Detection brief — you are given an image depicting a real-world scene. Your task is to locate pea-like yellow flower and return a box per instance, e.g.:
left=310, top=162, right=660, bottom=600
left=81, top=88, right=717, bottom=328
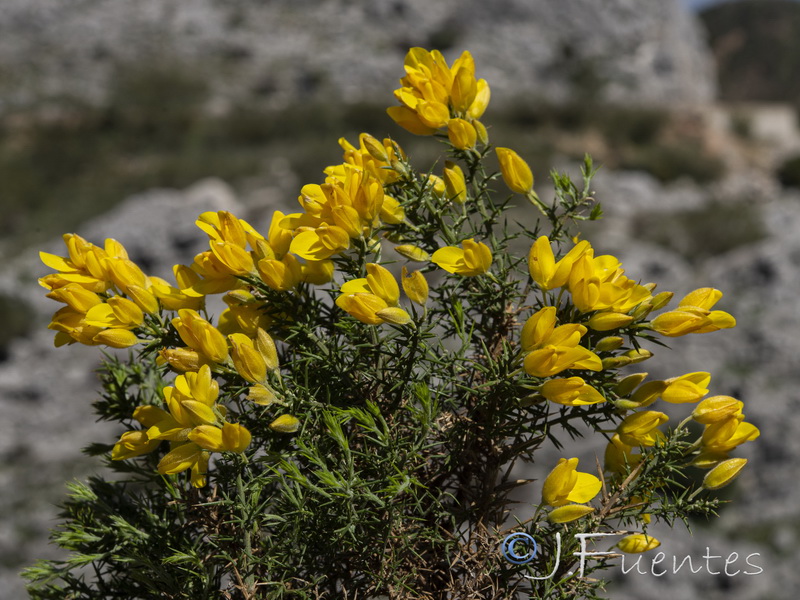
left=401, top=266, right=429, bottom=306
left=496, top=147, right=534, bottom=194
left=337, top=264, right=411, bottom=325
left=387, top=48, right=489, bottom=135
left=447, top=118, right=477, bottom=150
left=542, top=457, right=602, bottom=507
left=616, top=411, right=669, bottom=447
left=604, top=433, right=642, bottom=475
left=290, top=224, right=351, bottom=261
left=257, top=253, right=302, bottom=291
left=650, top=288, right=736, bottom=337
left=229, top=333, right=268, bottom=384
left=520, top=307, right=602, bottom=377
left=189, top=422, right=252, bottom=453
left=567, top=251, right=652, bottom=314
left=172, top=309, right=230, bottom=364
left=661, top=372, right=710, bottom=404
left=617, top=534, right=660, bottom=554
left=703, top=458, right=747, bottom=490
left=528, top=236, right=590, bottom=291
left=301, top=259, right=335, bottom=285
left=431, top=238, right=492, bottom=276
left=692, top=396, right=744, bottom=424
left=443, top=161, right=467, bottom=203
left=540, top=377, right=605, bottom=406
left=701, top=417, right=759, bottom=453
left=218, top=290, right=272, bottom=337
left=157, top=443, right=210, bottom=488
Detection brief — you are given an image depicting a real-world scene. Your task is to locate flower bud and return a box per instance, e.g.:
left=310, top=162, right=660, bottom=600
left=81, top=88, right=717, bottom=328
left=595, top=336, right=624, bottom=352
left=376, top=307, right=413, bottom=325
left=623, top=348, right=653, bottom=364
left=692, top=396, right=744, bottom=424
left=548, top=504, right=595, bottom=523
left=394, top=244, right=431, bottom=262
left=447, top=118, right=477, bottom=150
left=586, top=312, right=635, bottom=331
left=614, top=373, right=648, bottom=396
left=443, top=161, right=467, bottom=203
left=703, top=458, right=747, bottom=490
left=401, top=266, right=429, bottom=305
left=617, top=534, right=660, bottom=554
left=496, top=147, right=533, bottom=194
left=270, top=414, right=300, bottom=433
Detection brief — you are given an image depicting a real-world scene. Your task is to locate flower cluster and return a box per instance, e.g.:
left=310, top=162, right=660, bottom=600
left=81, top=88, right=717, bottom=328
left=33, top=46, right=758, bottom=596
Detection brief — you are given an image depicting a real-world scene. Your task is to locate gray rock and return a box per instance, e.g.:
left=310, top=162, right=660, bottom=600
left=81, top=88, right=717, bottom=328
left=0, top=0, right=714, bottom=114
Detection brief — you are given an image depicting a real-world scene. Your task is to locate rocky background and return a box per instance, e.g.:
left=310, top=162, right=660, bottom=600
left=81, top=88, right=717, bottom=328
left=2, top=0, right=799, bottom=598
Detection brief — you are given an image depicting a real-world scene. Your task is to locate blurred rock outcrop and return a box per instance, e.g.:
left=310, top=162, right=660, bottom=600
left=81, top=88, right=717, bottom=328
left=0, top=0, right=713, bottom=113
left=0, top=179, right=243, bottom=599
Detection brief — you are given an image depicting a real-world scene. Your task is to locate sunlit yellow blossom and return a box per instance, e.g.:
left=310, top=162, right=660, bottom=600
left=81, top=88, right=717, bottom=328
left=189, top=422, right=252, bottom=453
left=39, top=233, right=112, bottom=293
left=617, top=411, right=669, bottom=447
left=540, top=377, right=605, bottom=406
left=387, top=48, right=489, bottom=135
left=661, top=372, right=710, bottom=404
left=337, top=266, right=411, bottom=325
left=520, top=307, right=602, bottom=377
left=604, top=433, right=642, bottom=475
left=172, top=309, right=229, bottom=364
left=542, top=457, right=602, bottom=507
left=432, top=238, right=492, bottom=276
left=290, top=224, right=351, bottom=261
left=692, top=396, right=744, bottom=424
left=650, top=287, right=736, bottom=337
left=157, top=443, right=210, bottom=487
left=301, top=259, right=335, bottom=285
left=92, top=328, right=141, bottom=349
left=443, top=161, right=467, bottom=203
left=617, top=534, right=660, bottom=554
left=496, top=147, right=534, bottom=194
left=401, top=266, right=429, bottom=305
left=528, top=236, right=590, bottom=291
left=229, top=333, right=268, bottom=384
left=218, top=290, right=272, bottom=336
left=257, top=253, right=302, bottom=291
left=447, top=118, right=477, bottom=150
left=567, top=251, right=652, bottom=314
left=701, top=417, right=759, bottom=453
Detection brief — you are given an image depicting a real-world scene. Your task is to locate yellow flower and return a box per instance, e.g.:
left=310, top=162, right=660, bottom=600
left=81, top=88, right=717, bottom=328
left=387, top=48, right=489, bottom=135
left=336, top=266, right=412, bottom=326
left=496, top=147, right=534, bottom=194
left=229, top=333, right=268, bottom=384
left=661, top=372, right=711, bottom=404
left=617, top=534, right=660, bottom=554
left=701, top=417, right=759, bottom=453
left=567, top=251, right=652, bottom=314
left=189, top=422, right=252, bottom=453
left=257, top=253, right=302, bottom=291
left=401, top=266, right=429, bottom=305
left=540, top=377, right=605, bottom=406
left=692, top=396, right=744, bottom=424
left=604, top=433, right=641, bottom=475
left=157, top=443, right=210, bottom=488
left=297, top=260, right=334, bottom=285
left=270, top=414, right=300, bottom=433
left=447, top=118, right=477, bottom=150
left=394, top=244, right=431, bottom=262
left=548, top=504, right=595, bottom=523
left=111, top=430, right=159, bottom=460
left=443, top=161, right=467, bottom=203
left=172, top=309, right=229, bottom=364
left=703, top=458, right=747, bottom=490
left=528, top=236, right=590, bottom=291
left=616, top=411, right=669, bottom=447
left=542, top=457, right=602, bottom=507
left=520, top=307, right=602, bottom=377
left=650, top=287, right=736, bottom=337
left=431, top=238, right=492, bottom=276
left=290, top=224, right=351, bottom=261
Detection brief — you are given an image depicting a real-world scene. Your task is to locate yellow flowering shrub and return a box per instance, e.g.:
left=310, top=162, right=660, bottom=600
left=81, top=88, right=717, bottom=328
left=26, top=48, right=756, bottom=599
